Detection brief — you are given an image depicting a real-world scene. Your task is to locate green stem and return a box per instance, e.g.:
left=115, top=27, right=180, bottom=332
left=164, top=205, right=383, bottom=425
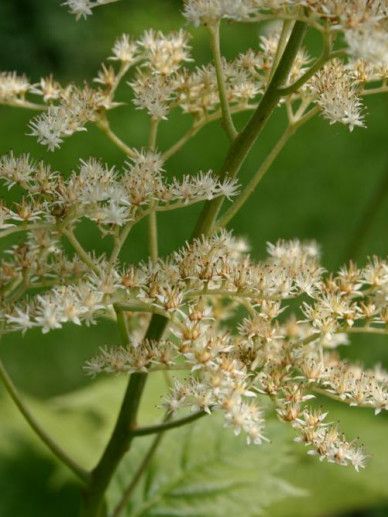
left=132, top=410, right=207, bottom=437
left=62, top=229, right=100, bottom=275
left=112, top=412, right=172, bottom=517
left=148, top=212, right=158, bottom=263
left=148, top=117, right=160, bottom=263
left=0, top=222, right=52, bottom=240
left=81, top=312, right=167, bottom=516
left=347, top=326, right=388, bottom=336
left=209, top=22, right=237, bottom=140
left=193, top=20, right=308, bottom=238
left=216, top=106, right=319, bottom=229
left=217, top=126, right=294, bottom=229
left=161, top=105, right=257, bottom=163
left=362, top=85, right=388, bottom=96
left=96, top=114, right=136, bottom=158
left=3, top=99, right=47, bottom=110
left=269, top=20, right=293, bottom=82
left=279, top=49, right=346, bottom=97
left=162, top=120, right=204, bottom=162
left=0, top=358, right=88, bottom=482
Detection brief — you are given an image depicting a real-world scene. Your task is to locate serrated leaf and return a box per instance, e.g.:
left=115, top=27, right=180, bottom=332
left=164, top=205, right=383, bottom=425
left=109, top=414, right=305, bottom=517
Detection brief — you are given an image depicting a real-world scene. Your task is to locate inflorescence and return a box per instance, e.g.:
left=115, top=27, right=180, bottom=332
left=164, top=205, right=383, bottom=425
left=0, top=0, right=387, bottom=472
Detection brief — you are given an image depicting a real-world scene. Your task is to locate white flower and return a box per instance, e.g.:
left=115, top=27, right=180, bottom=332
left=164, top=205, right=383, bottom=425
left=6, top=308, right=34, bottom=332
left=29, top=106, right=70, bottom=151
left=110, top=34, right=138, bottom=64
left=130, top=73, right=175, bottom=120
left=95, top=201, right=131, bottom=226
left=0, top=72, right=31, bottom=102
left=346, top=27, right=388, bottom=68
left=139, top=29, right=192, bottom=75
left=63, top=0, right=93, bottom=20
left=35, top=299, right=63, bottom=333
left=183, top=0, right=261, bottom=26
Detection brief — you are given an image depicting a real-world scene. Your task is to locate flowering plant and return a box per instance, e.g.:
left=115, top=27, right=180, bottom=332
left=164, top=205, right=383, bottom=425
left=0, top=1, right=388, bottom=515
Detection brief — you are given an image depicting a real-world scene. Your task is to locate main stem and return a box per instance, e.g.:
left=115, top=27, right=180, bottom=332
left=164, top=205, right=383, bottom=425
left=81, top=312, right=167, bottom=516
left=193, top=20, right=307, bottom=237
left=216, top=106, right=320, bottom=229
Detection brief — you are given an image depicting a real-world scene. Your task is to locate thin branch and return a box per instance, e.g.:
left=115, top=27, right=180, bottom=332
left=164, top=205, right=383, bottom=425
left=162, top=122, right=204, bottom=162
left=162, top=105, right=257, bottom=162
left=147, top=203, right=158, bottom=263
left=246, top=13, right=325, bottom=33
left=209, top=22, right=237, bottom=140
left=362, top=85, right=388, bottom=96
left=96, top=114, right=136, bottom=158
left=0, top=358, right=88, bottom=482
left=279, top=44, right=346, bottom=97
left=109, top=60, right=138, bottom=98
left=0, top=222, right=53, bottom=240
left=132, top=410, right=207, bottom=437
left=215, top=106, right=319, bottom=229
left=106, top=411, right=206, bottom=516
left=114, top=302, right=168, bottom=319
left=313, top=386, right=377, bottom=410
left=193, top=21, right=308, bottom=238
left=147, top=117, right=160, bottom=263
left=81, top=311, right=168, bottom=516
left=216, top=127, right=293, bottom=229
left=347, top=326, right=388, bottom=336
left=112, top=412, right=173, bottom=517
left=62, top=229, right=100, bottom=275
left=269, top=20, right=294, bottom=82
left=1, top=99, right=47, bottom=110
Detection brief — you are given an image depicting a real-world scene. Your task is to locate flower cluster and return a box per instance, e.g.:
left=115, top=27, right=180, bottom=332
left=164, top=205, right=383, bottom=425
left=1, top=0, right=387, bottom=479
left=2, top=3, right=387, bottom=149
left=182, top=0, right=388, bottom=27
left=0, top=72, right=31, bottom=104
left=63, top=0, right=119, bottom=20
left=308, top=60, right=365, bottom=131
left=0, top=151, right=238, bottom=234
left=183, top=0, right=263, bottom=26
left=29, top=85, right=112, bottom=151
left=74, top=235, right=388, bottom=468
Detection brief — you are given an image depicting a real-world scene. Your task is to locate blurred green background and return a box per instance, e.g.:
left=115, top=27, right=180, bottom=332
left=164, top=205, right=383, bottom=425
left=0, top=1, right=387, bottom=515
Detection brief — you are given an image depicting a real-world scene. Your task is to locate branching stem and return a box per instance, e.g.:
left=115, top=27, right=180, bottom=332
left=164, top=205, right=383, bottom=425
left=193, top=21, right=308, bottom=237
left=216, top=106, right=319, bottom=229
left=147, top=117, right=160, bottom=262
left=132, top=410, right=207, bottom=437
left=111, top=412, right=173, bottom=517
left=97, top=114, right=136, bottom=158
left=81, top=311, right=168, bottom=516
left=62, top=228, right=100, bottom=275
left=209, top=22, right=237, bottom=140
left=80, top=19, right=316, bottom=517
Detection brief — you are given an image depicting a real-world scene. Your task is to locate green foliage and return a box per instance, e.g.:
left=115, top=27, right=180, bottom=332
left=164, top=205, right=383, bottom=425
left=109, top=415, right=303, bottom=516
left=1, top=373, right=388, bottom=515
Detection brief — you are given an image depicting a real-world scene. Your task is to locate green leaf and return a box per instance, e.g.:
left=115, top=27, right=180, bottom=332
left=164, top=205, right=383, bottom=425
left=2, top=372, right=388, bottom=516
left=109, top=414, right=304, bottom=517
